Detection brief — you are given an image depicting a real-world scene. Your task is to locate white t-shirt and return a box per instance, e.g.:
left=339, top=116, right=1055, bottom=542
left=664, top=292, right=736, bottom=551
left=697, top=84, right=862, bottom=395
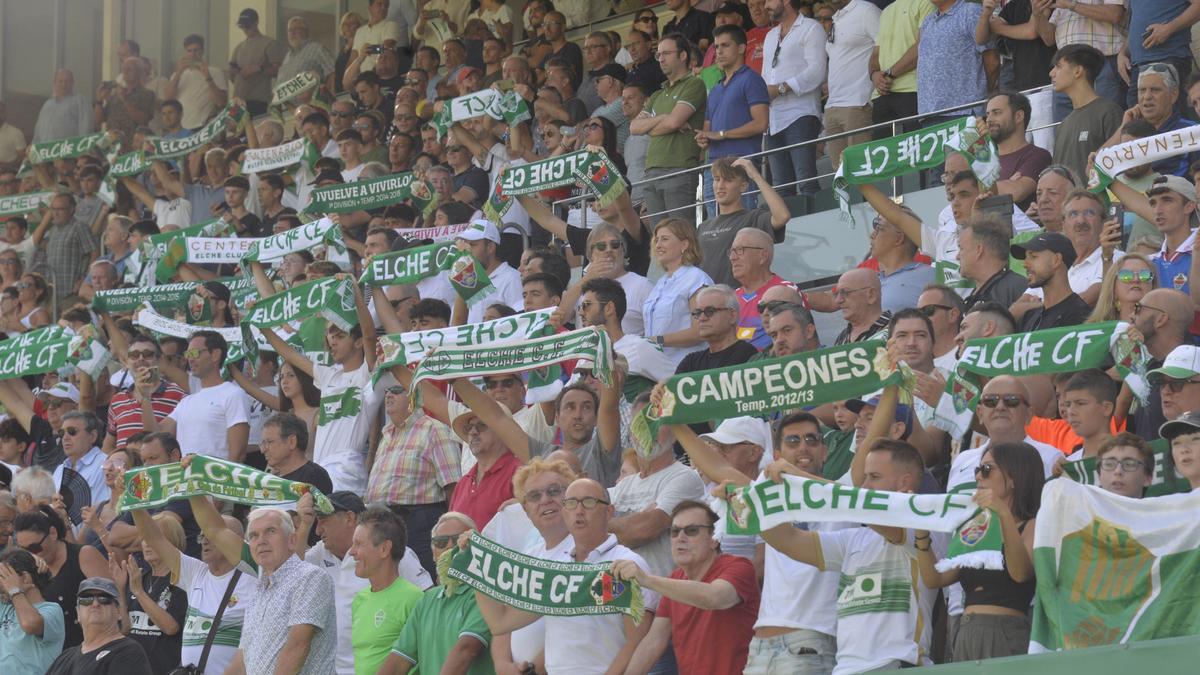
left=825, top=0, right=881, bottom=107
left=177, top=553, right=258, bottom=675
left=416, top=273, right=457, bottom=308
left=176, top=67, right=228, bottom=130
left=0, top=238, right=37, bottom=269
left=466, top=261, right=524, bottom=324
left=341, top=163, right=366, bottom=183
left=507, top=533, right=574, bottom=665
left=312, top=360, right=377, bottom=493
left=168, top=382, right=251, bottom=459
left=923, top=203, right=1041, bottom=263
left=756, top=521, right=842, bottom=634
left=608, top=462, right=706, bottom=576
left=613, top=333, right=678, bottom=387
left=153, top=197, right=193, bottom=230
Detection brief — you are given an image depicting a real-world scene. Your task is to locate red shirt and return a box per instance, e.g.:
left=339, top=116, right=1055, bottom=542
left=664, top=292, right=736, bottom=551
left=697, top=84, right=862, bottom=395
left=448, top=450, right=520, bottom=529
left=745, top=26, right=772, bottom=74
left=736, top=274, right=797, bottom=349
left=658, top=554, right=760, bottom=674
left=106, top=382, right=187, bottom=449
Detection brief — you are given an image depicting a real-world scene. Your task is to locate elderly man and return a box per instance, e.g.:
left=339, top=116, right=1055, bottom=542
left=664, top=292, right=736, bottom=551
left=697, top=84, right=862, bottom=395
left=164, top=35, right=227, bottom=132
left=33, top=69, right=92, bottom=142
left=78, top=259, right=118, bottom=303
left=278, top=16, right=336, bottom=86
left=153, top=146, right=229, bottom=224
left=1113, top=63, right=1199, bottom=177
left=52, top=411, right=108, bottom=509
left=475, top=478, right=660, bottom=675
left=94, top=57, right=154, bottom=147
left=30, top=192, right=97, bottom=304
left=678, top=285, right=760, bottom=376
left=1028, top=164, right=1078, bottom=234
left=229, top=508, right=336, bottom=674
left=45, top=578, right=151, bottom=674
left=730, top=228, right=795, bottom=350
left=830, top=268, right=889, bottom=344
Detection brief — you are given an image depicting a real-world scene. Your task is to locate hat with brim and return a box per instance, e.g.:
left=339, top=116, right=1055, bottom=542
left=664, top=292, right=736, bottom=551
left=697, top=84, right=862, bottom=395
left=36, top=382, right=80, bottom=404
left=701, top=416, right=772, bottom=451
left=451, top=401, right=515, bottom=443
left=78, top=577, right=120, bottom=599
left=1147, top=345, right=1200, bottom=385
left=1160, top=410, right=1200, bottom=441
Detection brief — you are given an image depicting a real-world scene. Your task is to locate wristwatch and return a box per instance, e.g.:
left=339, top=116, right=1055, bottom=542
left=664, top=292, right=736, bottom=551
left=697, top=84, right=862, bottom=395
left=719, top=130, right=726, bottom=139
left=884, top=68, right=894, bottom=78
left=7, top=587, right=22, bottom=596
left=777, top=83, right=788, bottom=96
left=654, top=335, right=666, bottom=346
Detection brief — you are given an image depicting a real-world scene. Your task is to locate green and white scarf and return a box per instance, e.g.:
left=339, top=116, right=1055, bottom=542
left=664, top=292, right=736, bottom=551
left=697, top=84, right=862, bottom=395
left=241, top=276, right=358, bottom=335
left=107, top=150, right=151, bottom=178
left=240, top=216, right=346, bottom=274
left=149, top=102, right=248, bottom=159
left=0, top=328, right=106, bottom=380
left=377, top=308, right=555, bottom=367
left=146, top=218, right=235, bottom=283
left=18, top=131, right=113, bottom=173
left=359, top=240, right=496, bottom=306
left=0, top=191, right=55, bottom=217
left=271, top=71, right=320, bottom=107
left=119, top=455, right=333, bottom=514
left=432, top=89, right=532, bottom=138
left=485, top=149, right=625, bottom=222
left=398, top=222, right=470, bottom=242
left=722, top=475, right=977, bottom=536
left=833, top=116, right=1000, bottom=223
left=183, top=236, right=259, bottom=264
left=937, top=508, right=1004, bottom=572
left=931, top=322, right=1150, bottom=439
left=1060, top=439, right=1191, bottom=497
left=241, top=137, right=320, bottom=174
left=933, top=260, right=975, bottom=290
left=304, top=173, right=416, bottom=214
left=446, top=532, right=645, bottom=624
left=408, top=326, right=612, bottom=401
left=135, top=306, right=245, bottom=344
left=1088, top=124, right=1200, bottom=191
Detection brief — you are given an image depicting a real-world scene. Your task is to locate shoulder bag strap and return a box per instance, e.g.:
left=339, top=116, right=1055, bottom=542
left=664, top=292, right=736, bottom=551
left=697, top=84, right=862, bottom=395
left=196, top=569, right=243, bottom=674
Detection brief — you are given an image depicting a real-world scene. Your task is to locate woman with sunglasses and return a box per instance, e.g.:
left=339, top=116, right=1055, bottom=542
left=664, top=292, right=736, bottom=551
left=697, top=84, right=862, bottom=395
left=1087, top=252, right=1158, bottom=324
left=634, top=11, right=661, bottom=41
left=552, top=117, right=628, bottom=176
left=0, top=547, right=64, bottom=673
left=14, top=272, right=50, bottom=332
left=13, top=507, right=108, bottom=650
left=230, top=360, right=320, bottom=458
left=914, top=442, right=1044, bottom=660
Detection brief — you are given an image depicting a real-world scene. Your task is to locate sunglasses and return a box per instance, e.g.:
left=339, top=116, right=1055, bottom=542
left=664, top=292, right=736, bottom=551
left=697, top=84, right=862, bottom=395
left=464, top=420, right=489, bottom=434
left=975, top=462, right=997, bottom=479
left=523, top=485, right=565, bottom=503
left=1117, top=269, right=1154, bottom=284
left=562, top=497, right=609, bottom=510
left=591, top=239, right=623, bottom=252
left=783, top=433, right=822, bottom=447
left=430, top=535, right=455, bottom=548
left=979, top=394, right=1026, bottom=409
left=1158, top=377, right=1200, bottom=393
left=1133, top=302, right=1167, bottom=317
left=690, top=306, right=731, bottom=319
left=484, top=378, right=520, bottom=390
left=757, top=299, right=792, bottom=314
left=669, top=524, right=714, bottom=538
left=386, top=385, right=407, bottom=395
left=77, top=595, right=117, bottom=606
left=63, top=426, right=87, bottom=436
left=127, top=349, right=158, bottom=360
left=1099, top=457, right=1146, bottom=472
left=919, top=304, right=953, bottom=317
left=183, top=347, right=211, bottom=359
left=579, top=300, right=606, bottom=313
left=21, top=532, right=49, bottom=555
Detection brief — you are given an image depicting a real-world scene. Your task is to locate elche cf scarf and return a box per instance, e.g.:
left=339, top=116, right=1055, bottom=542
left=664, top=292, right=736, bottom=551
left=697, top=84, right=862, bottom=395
left=931, top=322, right=1150, bottom=439
left=0, top=325, right=110, bottom=380
left=376, top=308, right=555, bottom=367
left=0, top=191, right=55, bottom=217
left=833, top=117, right=1001, bottom=224
left=148, top=102, right=248, bottom=159
left=119, top=455, right=333, bottom=514
left=240, top=216, right=347, bottom=274
left=484, top=149, right=625, bottom=223
left=432, top=89, right=532, bottom=138
left=1029, top=479, right=1200, bottom=652
left=359, top=240, right=495, bottom=307
left=445, top=532, right=645, bottom=624
left=241, top=276, right=358, bottom=335
left=18, top=131, right=114, bottom=174
left=271, top=71, right=320, bottom=106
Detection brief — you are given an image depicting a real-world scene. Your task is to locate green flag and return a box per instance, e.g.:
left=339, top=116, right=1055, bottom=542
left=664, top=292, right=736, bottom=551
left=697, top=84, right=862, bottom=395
left=18, top=131, right=113, bottom=174
left=119, top=455, right=333, bottom=514
left=304, top=173, right=418, bottom=214
left=485, top=149, right=625, bottom=222
left=148, top=218, right=235, bottom=282
left=359, top=239, right=495, bottom=306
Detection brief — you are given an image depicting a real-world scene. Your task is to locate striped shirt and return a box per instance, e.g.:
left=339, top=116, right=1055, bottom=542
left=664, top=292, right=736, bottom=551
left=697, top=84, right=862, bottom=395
left=1050, top=1, right=1128, bottom=58
left=106, top=382, right=187, bottom=449
left=365, top=411, right=461, bottom=506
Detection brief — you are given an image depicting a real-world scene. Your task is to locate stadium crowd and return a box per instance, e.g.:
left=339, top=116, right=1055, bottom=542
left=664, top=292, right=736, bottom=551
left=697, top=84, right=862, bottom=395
left=0, top=0, right=1199, bottom=673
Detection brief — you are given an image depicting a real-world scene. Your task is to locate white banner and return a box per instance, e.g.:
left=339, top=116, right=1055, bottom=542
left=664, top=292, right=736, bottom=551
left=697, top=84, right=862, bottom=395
left=134, top=306, right=245, bottom=344
left=242, top=138, right=310, bottom=174
left=185, top=237, right=259, bottom=264
left=397, top=222, right=471, bottom=242
left=379, top=308, right=555, bottom=366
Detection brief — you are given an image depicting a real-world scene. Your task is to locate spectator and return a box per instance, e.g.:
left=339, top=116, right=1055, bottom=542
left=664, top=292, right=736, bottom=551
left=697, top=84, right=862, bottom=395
left=665, top=0, right=717, bottom=52
left=697, top=158, right=788, bottom=286
left=1029, top=164, right=1079, bottom=234
left=111, top=512, right=188, bottom=673
left=33, top=69, right=93, bottom=143
left=95, top=57, right=155, bottom=148
left=987, top=91, right=1053, bottom=211
left=1122, top=0, right=1200, bottom=109
left=832, top=267, right=890, bottom=344
left=1024, top=190, right=1119, bottom=307
left=761, top=0, right=826, bottom=197
left=153, top=147, right=230, bottom=225
left=452, top=220, right=524, bottom=325
left=593, top=64, right=631, bottom=149
left=870, top=0, right=934, bottom=135
left=728, top=228, right=794, bottom=349
left=44, top=578, right=151, bottom=675
left=577, top=277, right=675, bottom=397
left=1087, top=251, right=1159, bottom=324
left=580, top=32, right=617, bottom=114
left=644, top=218, right=712, bottom=366
left=980, top=0, right=1056, bottom=93
left=1110, top=175, right=1197, bottom=293
left=917, top=0, right=996, bottom=126
left=626, top=29, right=666, bottom=93
left=958, top=216, right=1030, bottom=311
left=917, top=284, right=967, bottom=371
left=543, top=58, right=589, bottom=124
left=824, top=0, right=881, bottom=168
left=1036, top=0, right=1129, bottom=120
left=0, top=548, right=65, bottom=673
left=52, top=411, right=109, bottom=508
left=348, top=505, right=425, bottom=675
left=164, top=35, right=228, bottom=133
left=1013, top=232, right=1093, bottom=330
left=541, top=11, right=584, bottom=80
left=676, top=285, right=760, bottom=411
left=0, top=379, right=68, bottom=471
left=767, top=302, right=821, bottom=356
left=621, top=83, right=651, bottom=200
left=229, top=9, right=286, bottom=116
left=412, top=0, right=468, bottom=54
left=1122, top=63, right=1199, bottom=177
left=279, top=17, right=336, bottom=86
left=1050, top=45, right=1125, bottom=182
left=1093, top=432, right=1156, bottom=498
left=31, top=193, right=97, bottom=306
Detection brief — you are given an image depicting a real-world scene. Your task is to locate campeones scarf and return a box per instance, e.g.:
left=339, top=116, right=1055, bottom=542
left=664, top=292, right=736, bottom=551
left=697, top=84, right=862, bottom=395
left=149, top=102, right=248, bottom=159
left=833, top=117, right=1000, bottom=223
left=0, top=191, right=55, bottom=217
left=931, top=322, right=1150, bottom=439
left=241, top=137, right=319, bottom=174
left=119, top=455, right=333, bottom=514
left=484, top=149, right=625, bottom=223
left=1088, top=124, right=1200, bottom=192
left=359, top=240, right=495, bottom=306
left=723, top=475, right=977, bottom=536
left=446, top=532, right=645, bottom=624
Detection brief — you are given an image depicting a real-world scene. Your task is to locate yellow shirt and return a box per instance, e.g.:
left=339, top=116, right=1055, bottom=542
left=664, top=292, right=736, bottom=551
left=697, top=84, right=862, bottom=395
left=873, top=0, right=936, bottom=98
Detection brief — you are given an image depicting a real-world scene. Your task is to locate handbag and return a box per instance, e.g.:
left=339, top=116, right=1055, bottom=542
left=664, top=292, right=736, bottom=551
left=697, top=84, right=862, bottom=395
left=168, top=569, right=243, bottom=675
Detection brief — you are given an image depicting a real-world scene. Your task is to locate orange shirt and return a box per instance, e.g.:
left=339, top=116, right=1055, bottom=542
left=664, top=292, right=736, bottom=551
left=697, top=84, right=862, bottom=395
left=1026, top=416, right=1127, bottom=454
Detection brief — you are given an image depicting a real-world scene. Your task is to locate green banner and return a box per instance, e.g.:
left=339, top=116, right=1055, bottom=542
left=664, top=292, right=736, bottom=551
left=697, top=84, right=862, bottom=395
left=304, top=173, right=413, bottom=214
left=148, top=102, right=247, bottom=159
left=0, top=326, right=103, bottom=380
left=446, top=532, right=644, bottom=623
left=19, top=131, right=112, bottom=172
left=119, top=455, right=332, bottom=514
left=0, top=191, right=56, bottom=217
left=240, top=216, right=345, bottom=274
left=142, top=218, right=234, bottom=283
left=241, top=276, right=357, bottom=334
left=359, top=239, right=495, bottom=306
left=271, top=71, right=320, bottom=106
left=485, top=149, right=625, bottom=222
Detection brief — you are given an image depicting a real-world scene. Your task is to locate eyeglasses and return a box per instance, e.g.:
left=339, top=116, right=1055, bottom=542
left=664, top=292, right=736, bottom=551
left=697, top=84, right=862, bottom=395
left=635, top=15, right=657, bottom=23
left=783, top=433, right=822, bottom=447
left=331, top=111, right=355, bottom=118
left=1158, top=377, right=1200, bottom=393
left=826, top=22, right=836, bottom=44
left=1117, top=269, right=1155, bottom=284
left=77, top=595, right=117, bottom=607
left=352, top=123, right=371, bottom=130
left=591, top=239, right=622, bottom=252
left=979, top=394, right=1027, bottom=409
left=430, top=535, right=455, bottom=548
left=63, top=426, right=86, bottom=436
left=690, top=306, right=732, bottom=319
left=183, top=347, right=211, bottom=359
left=975, top=462, right=997, bottom=479
left=45, top=400, right=70, bottom=410
left=21, top=532, right=49, bottom=555
left=14, top=282, right=29, bottom=289
left=103, top=459, right=127, bottom=471
left=584, top=44, right=606, bottom=51
left=484, top=378, right=520, bottom=390
left=728, top=245, right=764, bottom=258
left=669, top=524, right=714, bottom=538
left=562, top=497, right=609, bottom=510
left=1099, top=457, right=1147, bottom=472
left=523, top=485, right=565, bottom=503
left=832, top=287, right=868, bottom=298
left=1133, top=302, right=1167, bottom=317
left=0, top=259, right=17, bottom=266
left=919, top=304, right=953, bottom=317
left=464, top=420, right=489, bottom=434
left=127, top=349, right=158, bottom=360
left=579, top=300, right=606, bottom=313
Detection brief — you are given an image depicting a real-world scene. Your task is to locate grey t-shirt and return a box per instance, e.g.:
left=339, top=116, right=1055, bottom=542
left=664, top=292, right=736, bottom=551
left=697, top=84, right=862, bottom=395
left=697, top=207, right=778, bottom=287
left=530, top=435, right=622, bottom=488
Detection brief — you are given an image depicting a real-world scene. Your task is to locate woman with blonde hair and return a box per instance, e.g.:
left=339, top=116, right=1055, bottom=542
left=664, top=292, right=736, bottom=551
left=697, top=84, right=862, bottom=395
left=644, top=218, right=711, bottom=366
left=112, top=511, right=188, bottom=673
left=1087, top=252, right=1158, bottom=324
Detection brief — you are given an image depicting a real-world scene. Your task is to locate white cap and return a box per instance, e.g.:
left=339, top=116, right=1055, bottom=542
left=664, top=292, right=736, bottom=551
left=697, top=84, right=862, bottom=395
left=36, top=382, right=81, bottom=404
left=1148, top=345, right=1200, bottom=382
left=703, top=416, right=773, bottom=452
left=457, top=219, right=501, bottom=244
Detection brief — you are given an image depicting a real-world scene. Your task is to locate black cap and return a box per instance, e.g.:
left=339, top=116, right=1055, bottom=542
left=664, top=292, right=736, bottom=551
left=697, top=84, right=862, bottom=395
left=310, top=170, right=344, bottom=186
left=237, top=8, right=259, bottom=27
left=591, top=63, right=628, bottom=83
left=1160, top=410, right=1200, bottom=441
left=1011, top=231, right=1077, bottom=268
left=715, top=2, right=752, bottom=24
left=327, top=491, right=365, bottom=514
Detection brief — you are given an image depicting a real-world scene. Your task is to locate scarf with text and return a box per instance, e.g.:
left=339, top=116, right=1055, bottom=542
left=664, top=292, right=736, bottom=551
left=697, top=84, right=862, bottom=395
left=146, top=218, right=235, bottom=283
left=241, top=137, right=320, bottom=174
left=432, top=89, right=532, bottom=138
left=931, top=322, right=1150, bottom=439
left=0, top=191, right=55, bottom=217
left=241, top=276, right=358, bottom=337
left=484, top=149, right=625, bottom=223
left=148, top=102, right=248, bottom=159
left=18, top=131, right=113, bottom=174
left=271, top=71, right=321, bottom=107
left=91, top=277, right=253, bottom=317
left=240, top=216, right=346, bottom=274
left=1088, top=124, right=1200, bottom=192
left=304, top=172, right=420, bottom=214
left=397, top=222, right=471, bottom=242
left=119, top=455, right=333, bottom=514
left=134, top=306, right=245, bottom=344
left=359, top=240, right=495, bottom=306
left=0, top=326, right=109, bottom=379
left=107, top=150, right=151, bottom=178
left=377, top=308, right=555, bottom=367
left=834, top=117, right=1000, bottom=223
left=445, top=532, right=644, bottom=624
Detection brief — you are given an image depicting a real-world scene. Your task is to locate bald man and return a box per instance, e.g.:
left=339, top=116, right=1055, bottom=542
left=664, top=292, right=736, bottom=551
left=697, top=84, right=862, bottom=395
left=731, top=228, right=795, bottom=349
left=831, top=268, right=887, bottom=345
left=1130, top=288, right=1194, bottom=441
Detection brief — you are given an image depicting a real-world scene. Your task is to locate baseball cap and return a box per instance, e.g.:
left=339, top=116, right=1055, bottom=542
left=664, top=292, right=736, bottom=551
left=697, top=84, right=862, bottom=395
left=78, top=577, right=120, bottom=599
left=1011, top=231, right=1077, bottom=268
left=702, top=417, right=772, bottom=452
left=457, top=66, right=482, bottom=83
left=326, top=491, right=365, bottom=514
left=1159, top=410, right=1200, bottom=441
left=1147, top=345, right=1200, bottom=384
left=844, top=395, right=914, bottom=439
left=37, top=382, right=80, bottom=404
left=591, top=63, right=628, bottom=83
left=236, top=8, right=259, bottom=27
left=457, top=219, right=501, bottom=244
left=1146, top=174, right=1196, bottom=202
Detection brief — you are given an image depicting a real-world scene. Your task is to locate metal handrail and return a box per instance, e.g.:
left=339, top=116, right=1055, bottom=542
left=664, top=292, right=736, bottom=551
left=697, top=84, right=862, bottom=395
left=513, top=2, right=667, bottom=50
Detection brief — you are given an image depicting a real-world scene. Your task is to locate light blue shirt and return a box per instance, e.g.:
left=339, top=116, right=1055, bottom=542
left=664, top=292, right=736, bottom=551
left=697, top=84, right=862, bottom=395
left=879, top=262, right=936, bottom=314
left=53, top=445, right=111, bottom=508
left=0, top=600, right=65, bottom=674
left=642, top=264, right=713, bottom=367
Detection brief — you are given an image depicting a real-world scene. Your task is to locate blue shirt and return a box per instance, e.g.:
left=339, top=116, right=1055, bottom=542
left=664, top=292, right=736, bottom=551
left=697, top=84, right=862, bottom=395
left=1153, top=233, right=1194, bottom=293
left=1152, top=113, right=1200, bottom=177
left=1130, top=0, right=1195, bottom=65
left=880, top=262, right=937, bottom=314
left=643, top=265, right=714, bottom=367
left=0, top=600, right=65, bottom=673
left=917, top=0, right=992, bottom=115
left=53, top=445, right=111, bottom=507
left=184, top=182, right=224, bottom=225
left=705, top=64, right=769, bottom=160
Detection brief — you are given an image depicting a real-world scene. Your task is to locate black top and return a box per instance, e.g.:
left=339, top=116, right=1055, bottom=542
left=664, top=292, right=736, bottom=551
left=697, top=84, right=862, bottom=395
left=959, top=522, right=1037, bottom=611
left=628, top=58, right=666, bottom=94
left=1000, top=1, right=1055, bottom=91
left=549, top=42, right=584, bottom=89
left=964, top=269, right=1029, bottom=313
left=28, top=414, right=64, bottom=471
left=664, top=9, right=716, bottom=50
left=676, top=340, right=760, bottom=436
left=452, top=166, right=491, bottom=208
left=1018, top=292, right=1091, bottom=332
left=127, top=573, right=188, bottom=673
left=1133, top=357, right=1168, bottom=442
left=282, top=461, right=333, bottom=494
left=46, top=542, right=87, bottom=648
left=46, top=636, right=153, bottom=675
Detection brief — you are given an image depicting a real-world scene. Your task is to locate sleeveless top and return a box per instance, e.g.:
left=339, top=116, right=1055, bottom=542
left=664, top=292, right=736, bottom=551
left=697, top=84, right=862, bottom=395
left=20, top=306, right=40, bottom=329
left=45, top=542, right=87, bottom=649
left=959, top=521, right=1036, bottom=612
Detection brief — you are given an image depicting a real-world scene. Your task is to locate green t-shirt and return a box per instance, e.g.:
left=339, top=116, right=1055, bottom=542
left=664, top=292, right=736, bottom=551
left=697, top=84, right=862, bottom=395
left=391, top=586, right=495, bottom=675
left=823, top=427, right=856, bottom=481
left=352, top=577, right=424, bottom=675
left=645, top=74, right=706, bottom=170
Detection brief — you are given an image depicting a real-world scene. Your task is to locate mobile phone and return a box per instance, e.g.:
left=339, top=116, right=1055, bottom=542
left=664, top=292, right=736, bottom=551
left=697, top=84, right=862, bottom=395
left=560, top=125, right=577, bottom=136
left=977, top=193, right=1014, bottom=231
left=1109, top=203, right=1125, bottom=224
left=147, top=366, right=159, bottom=382
left=366, top=45, right=383, bottom=55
